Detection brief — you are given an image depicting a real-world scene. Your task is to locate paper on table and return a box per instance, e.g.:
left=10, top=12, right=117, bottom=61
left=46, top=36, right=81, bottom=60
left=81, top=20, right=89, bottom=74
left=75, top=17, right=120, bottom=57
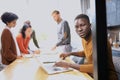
left=22, top=54, right=33, bottom=58
left=36, top=55, right=60, bottom=63
left=40, top=50, right=58, bottom=55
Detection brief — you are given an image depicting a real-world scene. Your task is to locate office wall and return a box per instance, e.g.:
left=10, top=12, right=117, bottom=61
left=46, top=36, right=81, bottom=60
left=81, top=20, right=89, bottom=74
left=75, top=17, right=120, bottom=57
left=0, top=0, right=83, bottom=50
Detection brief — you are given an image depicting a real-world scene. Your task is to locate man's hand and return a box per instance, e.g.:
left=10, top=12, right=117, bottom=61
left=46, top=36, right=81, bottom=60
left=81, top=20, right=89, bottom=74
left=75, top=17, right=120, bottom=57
left=51, top=46, right=57, bottom=51
left=60, top=53, right=71, bottom=60
left=54, top=61, right=70, bottom=68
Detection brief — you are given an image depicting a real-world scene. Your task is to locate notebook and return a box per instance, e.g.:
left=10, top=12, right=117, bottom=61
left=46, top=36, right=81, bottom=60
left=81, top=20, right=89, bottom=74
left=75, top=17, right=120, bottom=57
left=41, top=63, right=73, bottom=74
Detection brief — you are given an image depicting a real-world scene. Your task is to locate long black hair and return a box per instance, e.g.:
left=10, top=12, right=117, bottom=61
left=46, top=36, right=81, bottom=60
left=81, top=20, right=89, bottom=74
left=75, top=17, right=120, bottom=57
left=20, top=24, right=31, bottom=39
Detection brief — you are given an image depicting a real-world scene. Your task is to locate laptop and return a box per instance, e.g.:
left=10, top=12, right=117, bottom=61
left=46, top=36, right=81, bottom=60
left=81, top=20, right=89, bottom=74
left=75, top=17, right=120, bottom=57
left=41, top=63, right=73, bottom=74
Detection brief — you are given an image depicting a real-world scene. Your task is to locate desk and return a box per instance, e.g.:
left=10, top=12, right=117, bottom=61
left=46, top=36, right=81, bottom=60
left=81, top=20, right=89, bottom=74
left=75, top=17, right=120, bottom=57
left=0, top=56, right=93, bottom=80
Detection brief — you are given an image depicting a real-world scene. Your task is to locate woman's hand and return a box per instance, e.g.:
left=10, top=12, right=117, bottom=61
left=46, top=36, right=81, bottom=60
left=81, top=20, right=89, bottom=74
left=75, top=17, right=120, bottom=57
left=34, top=50, right=40, bottom=54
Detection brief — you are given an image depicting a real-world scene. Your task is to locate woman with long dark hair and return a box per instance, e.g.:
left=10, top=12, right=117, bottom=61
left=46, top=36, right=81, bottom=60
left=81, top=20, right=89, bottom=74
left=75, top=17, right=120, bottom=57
left=24, top=20, right=40, bottom=49
left=16, top=24, right=40, bottom=54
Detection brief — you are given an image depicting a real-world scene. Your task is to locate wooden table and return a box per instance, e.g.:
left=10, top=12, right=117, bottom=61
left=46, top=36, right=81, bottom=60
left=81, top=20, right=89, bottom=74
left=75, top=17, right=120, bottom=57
left=0, top=56, right=93, bottom=80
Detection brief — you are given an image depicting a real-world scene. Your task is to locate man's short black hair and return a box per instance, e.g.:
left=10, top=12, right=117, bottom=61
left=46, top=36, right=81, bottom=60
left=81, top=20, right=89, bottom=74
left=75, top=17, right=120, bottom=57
left=52, top=10, right=60, bottom=15
left=1, top=12, right=18, bottom=24
left=75, top=14, right=90, bottom=23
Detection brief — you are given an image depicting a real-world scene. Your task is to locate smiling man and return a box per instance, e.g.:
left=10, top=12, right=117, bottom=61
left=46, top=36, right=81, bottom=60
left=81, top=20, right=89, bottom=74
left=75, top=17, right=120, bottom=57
left=54, top=14, right=118, bottom=79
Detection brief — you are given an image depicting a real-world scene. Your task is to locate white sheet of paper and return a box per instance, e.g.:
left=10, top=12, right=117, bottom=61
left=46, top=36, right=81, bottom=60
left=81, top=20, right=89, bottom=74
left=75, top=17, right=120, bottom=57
left=36, top=55, right=60, bottom=63
left=41, top=50, right=58, bottom=55
left=22, top=54, right=33, bottom=58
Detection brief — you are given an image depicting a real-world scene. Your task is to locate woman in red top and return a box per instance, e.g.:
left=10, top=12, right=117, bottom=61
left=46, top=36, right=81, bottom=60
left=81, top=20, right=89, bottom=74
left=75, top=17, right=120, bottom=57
left=17, top=24, right=40, bottom=54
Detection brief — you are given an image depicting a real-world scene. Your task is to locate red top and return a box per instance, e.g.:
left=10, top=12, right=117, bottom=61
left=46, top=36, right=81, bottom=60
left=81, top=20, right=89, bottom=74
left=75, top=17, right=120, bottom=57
left=16, top=33, right=30, bottom=54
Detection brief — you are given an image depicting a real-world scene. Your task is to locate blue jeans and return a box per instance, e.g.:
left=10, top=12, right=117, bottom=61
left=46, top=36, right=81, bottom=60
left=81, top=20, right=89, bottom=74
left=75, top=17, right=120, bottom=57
left=72, top=56, right=84, bottom=64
